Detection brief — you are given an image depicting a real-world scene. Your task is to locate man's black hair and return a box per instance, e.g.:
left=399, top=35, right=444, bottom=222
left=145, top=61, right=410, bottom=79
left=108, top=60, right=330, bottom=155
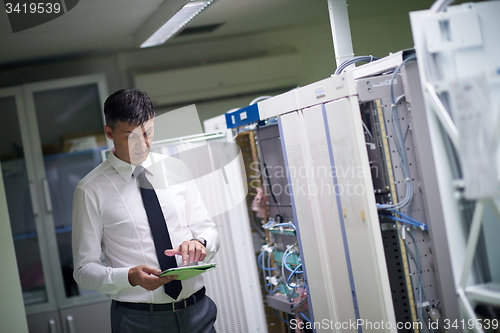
left=104, top=89, right=155, bottom=128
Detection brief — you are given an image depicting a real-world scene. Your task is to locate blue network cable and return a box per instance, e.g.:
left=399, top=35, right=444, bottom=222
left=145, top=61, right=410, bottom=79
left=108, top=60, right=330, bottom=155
left=300, top=312, right=312, bottom=322
left=395, top=211, right=426, bottom=226
left=265, top=282, right=278, bottom=294
left=276, top=310, right=289, bottom=324
left=380, top=214, right=428, bottom=230
left=286, top=264, right=303, bottom=289
left=272, top=222, right=296, bottom=230
left=282, top=250, right=301, bottom=273
left=264, top=222, right=296, bottom=232
left=257, top=251, right=275, bottom=271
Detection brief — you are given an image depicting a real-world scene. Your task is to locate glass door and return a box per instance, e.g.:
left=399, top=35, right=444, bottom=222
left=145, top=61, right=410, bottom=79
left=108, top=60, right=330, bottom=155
left=22, top=74, right=110, bottom=307
left=0, top=87, right=57, bottom=314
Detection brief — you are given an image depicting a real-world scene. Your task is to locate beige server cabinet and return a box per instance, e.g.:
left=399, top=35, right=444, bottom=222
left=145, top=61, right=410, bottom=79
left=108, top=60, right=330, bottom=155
left=0, top=74, right=112, bottom=333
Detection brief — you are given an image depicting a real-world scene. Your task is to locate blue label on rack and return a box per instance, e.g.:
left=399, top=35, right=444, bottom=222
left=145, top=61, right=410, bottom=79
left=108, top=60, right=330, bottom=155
left=225, top=104, right=260, bottom=129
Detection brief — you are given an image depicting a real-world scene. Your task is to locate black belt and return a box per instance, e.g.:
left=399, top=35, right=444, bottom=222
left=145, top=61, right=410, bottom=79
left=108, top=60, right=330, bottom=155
left=114, top=286, right=205, bottom=312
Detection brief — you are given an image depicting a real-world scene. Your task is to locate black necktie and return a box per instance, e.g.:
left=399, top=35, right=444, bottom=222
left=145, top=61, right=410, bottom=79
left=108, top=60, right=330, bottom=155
left=134, top=166, right=182, bottom=299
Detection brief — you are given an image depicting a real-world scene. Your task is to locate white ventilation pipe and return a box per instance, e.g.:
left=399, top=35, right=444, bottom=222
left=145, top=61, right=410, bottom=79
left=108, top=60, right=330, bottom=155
left=327, top=0, right=355, bottom=68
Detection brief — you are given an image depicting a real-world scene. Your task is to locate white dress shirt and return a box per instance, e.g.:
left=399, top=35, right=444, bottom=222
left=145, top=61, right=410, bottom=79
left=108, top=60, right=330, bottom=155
left=72, top=151, right=219, bottom=303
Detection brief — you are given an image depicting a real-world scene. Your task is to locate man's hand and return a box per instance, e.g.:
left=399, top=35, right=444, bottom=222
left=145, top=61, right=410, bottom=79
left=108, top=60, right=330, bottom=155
left=164, top=240, right=206, bottom=266
left=128, top=265, right=177, bottom=291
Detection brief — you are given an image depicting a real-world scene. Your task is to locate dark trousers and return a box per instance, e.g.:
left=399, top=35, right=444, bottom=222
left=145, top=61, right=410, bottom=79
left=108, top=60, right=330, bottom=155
left=111, top=296, right=217, bottom=333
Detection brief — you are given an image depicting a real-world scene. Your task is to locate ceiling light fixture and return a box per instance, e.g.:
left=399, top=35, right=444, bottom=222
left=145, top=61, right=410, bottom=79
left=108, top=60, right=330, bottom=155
left=140, top=0, right=215, bottom=48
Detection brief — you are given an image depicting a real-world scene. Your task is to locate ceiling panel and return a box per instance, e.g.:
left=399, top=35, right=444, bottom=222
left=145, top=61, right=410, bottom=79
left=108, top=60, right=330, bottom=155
left=0, top=0, right=483, bottom=68
left=0, top=0, right=328, bottom=67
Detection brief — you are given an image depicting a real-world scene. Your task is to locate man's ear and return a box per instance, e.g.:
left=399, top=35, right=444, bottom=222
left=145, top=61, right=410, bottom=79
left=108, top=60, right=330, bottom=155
left=104, top=125, right=114, bottom=140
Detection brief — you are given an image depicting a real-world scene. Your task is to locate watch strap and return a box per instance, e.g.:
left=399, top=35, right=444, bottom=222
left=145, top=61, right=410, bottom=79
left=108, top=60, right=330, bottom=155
left=191, top=238, right=207, bottom=248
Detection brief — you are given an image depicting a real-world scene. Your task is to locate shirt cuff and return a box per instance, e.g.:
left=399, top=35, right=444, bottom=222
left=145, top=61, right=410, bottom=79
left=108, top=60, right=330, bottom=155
left=113, top=267, right=133, bottom=290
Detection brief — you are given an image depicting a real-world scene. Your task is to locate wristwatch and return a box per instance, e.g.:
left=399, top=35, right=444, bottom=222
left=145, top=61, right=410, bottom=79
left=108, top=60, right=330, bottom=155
left=191, top=237, right=207, bottom=248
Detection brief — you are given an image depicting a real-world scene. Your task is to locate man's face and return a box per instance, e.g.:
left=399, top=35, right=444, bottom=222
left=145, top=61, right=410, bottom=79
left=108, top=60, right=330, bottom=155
left=105, top=118, right=155, bottom=165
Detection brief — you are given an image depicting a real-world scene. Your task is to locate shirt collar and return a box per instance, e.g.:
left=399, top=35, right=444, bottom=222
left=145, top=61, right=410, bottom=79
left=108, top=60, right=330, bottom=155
left=108, top=151, right=156, bottom=183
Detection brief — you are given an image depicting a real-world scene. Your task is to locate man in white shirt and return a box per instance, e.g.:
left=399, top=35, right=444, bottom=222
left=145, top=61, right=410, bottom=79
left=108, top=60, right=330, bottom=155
left=72, top=89, right=219, bottom=333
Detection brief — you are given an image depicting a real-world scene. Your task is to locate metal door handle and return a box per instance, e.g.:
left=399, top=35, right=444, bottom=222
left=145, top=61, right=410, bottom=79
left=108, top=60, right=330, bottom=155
left=42, top=178, right=53, bottom=213
left=66, top=315, right=76, bottom=333
left=28, top=181, right=39, bottom=217
left=49, top=319, right=57, bottom=333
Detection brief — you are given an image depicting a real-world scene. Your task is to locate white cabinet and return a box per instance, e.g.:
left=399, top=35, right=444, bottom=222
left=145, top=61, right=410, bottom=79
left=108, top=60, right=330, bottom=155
left=0, top=74, right=111, bottom=333
left=59, top=300, right=111, bottom=333
left=26, top=311, right=62, bottom=333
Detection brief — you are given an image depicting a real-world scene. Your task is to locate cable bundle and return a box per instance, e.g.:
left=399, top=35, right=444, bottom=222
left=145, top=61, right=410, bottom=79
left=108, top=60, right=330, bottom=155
left=377, top=54, right=417, bottom=211
left=333, top=55, right=380, bottom=75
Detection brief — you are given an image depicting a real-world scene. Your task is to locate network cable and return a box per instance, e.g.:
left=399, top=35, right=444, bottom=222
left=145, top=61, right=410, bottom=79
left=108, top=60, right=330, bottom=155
left=333, top=55, right=380, bottom=75
left=402, top=226, right=433, bottom=333
left=283, top=247, right=301, bottom=273
left=380, top=214, right=428, bottom=231
left=265, top=282, right=278, bottom=294
left=273, top=222, right=296, bottom=231
left=286, top=264, right=303, bottom=289
left=377, top=54, right=417, bottom=211
left=362, top=120, right=375, bottom=144
left=263, top=221, right=296, bottom=231
left=258, top=245, right=277, bottom=295
left=406, top=229, right=424, bottom=330
left=276, top=310, right=290, bottom=324
left=300, top=312, right=312, bottom=323
left=257, top=250, right=276, bottom=271
left=249, top=96, right=273, bottom=105
left=282, top=246, right=296, bottom=301
left=281, top=245, right=305, bottom=303
left=395, top=211, right=428, bottom=228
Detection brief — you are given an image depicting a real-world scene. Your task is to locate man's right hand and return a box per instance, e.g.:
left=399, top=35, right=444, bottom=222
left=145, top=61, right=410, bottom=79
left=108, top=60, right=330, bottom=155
left=128, top=265, right=177, bottom=291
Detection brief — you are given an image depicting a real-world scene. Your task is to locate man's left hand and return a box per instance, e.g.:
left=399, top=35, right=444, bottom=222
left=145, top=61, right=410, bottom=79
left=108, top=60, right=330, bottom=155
left=164, top=240, right=206, bottom=265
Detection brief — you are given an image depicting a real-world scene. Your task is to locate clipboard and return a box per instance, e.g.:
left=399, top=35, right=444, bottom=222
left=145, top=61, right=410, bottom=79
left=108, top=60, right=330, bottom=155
left=157, top=263, right=216, bottom=280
